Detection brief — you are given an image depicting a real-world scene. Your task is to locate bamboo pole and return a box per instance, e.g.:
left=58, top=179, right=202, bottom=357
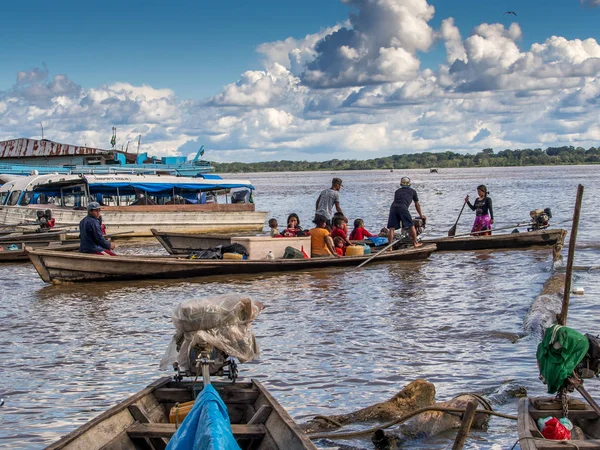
left=558, top=184, right=584, bottom=326
left=451, top=401, right=478, bottom=450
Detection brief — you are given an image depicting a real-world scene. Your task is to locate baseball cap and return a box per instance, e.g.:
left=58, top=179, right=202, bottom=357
left=87, top=201, right=102, bottom=211
left=400, top=177, right=411, bottom=186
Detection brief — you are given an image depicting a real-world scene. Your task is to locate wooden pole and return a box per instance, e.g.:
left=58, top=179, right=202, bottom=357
left=558, top=184, right=584, bottom=326
left=451, top=401, right=478, bottom=450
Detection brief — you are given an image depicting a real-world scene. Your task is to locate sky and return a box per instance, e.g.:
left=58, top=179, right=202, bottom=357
left=1, top=0, right=599, bottom=162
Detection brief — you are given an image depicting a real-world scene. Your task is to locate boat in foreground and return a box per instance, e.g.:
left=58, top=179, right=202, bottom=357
left=517, top=396, right=600, bottom=449
left=46, top=376, right=316, bottom=450
left=27, top=244, right=436, bottom=283
left=424, top=228, right=566, bottom=252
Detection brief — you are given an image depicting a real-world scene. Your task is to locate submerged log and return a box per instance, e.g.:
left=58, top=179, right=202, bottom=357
left=371, top=395, right=492, bottom=449
left=301, top=379, right=436, bottom=433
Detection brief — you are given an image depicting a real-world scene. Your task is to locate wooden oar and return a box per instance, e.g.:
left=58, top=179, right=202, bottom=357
left=356, top=231, right=408, bottom=269
left=448, top=202, right=467, bottom=237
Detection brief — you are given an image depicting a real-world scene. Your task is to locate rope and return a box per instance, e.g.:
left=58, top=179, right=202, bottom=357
left=307, top=406, right=517, bottom=440
left=509, top=437, right=580, bottom=450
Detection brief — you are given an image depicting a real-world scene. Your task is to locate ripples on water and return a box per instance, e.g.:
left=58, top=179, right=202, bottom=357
left=0, top=166, right=598, bottom=449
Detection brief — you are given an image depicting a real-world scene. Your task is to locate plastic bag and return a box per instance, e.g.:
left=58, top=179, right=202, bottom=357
left=541, top=417, right=571, bottom=440
left=160, top=295, right=264, bottom=371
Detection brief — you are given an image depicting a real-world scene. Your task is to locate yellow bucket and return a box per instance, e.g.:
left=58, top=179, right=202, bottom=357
left=223, top=252, right=244, bottom=260
left=345, top=245, right=365, bottom=256
left=169, top=400, right=195, bottom=423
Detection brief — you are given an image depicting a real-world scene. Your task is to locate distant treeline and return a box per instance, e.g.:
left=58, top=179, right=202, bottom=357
left=211, top=145, right=600, bottom=173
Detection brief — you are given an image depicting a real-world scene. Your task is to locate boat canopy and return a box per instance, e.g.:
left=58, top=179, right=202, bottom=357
left=81, top=174, right=254, bottom=195
left=0, top=173, right=255, bottom=207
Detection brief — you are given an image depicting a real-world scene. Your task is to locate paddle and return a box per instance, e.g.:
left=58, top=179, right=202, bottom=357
left=356, top=231, right=408, bottom=269
left=448, top=201, right=467, bottom=237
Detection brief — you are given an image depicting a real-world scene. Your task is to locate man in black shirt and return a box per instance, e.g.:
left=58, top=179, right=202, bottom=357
left=387, top=177, right=426, bottom=247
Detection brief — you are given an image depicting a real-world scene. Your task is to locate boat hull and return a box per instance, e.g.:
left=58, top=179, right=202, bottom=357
left=424, top=229, right=566, bottom=252
left=0, top=204, right=267, bottom=237
left=27, top=244, right=436, bottom=283
left=46, top=377, right=317, bottom=450
left=517, top=397, right=600, bottom=449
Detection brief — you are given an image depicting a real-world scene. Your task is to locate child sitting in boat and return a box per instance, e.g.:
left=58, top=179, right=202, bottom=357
left=282, top=213, right=302, bottom=237
left=333, top=236, right=345, bottom=256
left=330, top=216, right=352, bottom=247
left=268, top=218, right=281, bottom=237
left=309, top=214, right=339, bottom=258
left=349, top=218, right=376, bottom=240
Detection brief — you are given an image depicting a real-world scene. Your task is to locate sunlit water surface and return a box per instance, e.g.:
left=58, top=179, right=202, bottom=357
left=0, top=166, right=599, bottom=449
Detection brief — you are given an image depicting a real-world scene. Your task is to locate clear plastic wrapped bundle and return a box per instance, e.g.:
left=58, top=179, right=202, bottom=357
left=160, top=295, right=264, bottom=372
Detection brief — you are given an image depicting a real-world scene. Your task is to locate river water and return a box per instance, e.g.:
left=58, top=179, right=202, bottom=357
left=0, top=166, right=598, bottom=449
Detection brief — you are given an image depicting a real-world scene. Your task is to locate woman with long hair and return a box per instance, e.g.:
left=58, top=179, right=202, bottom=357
left=465, top=185, right=494, bottom=236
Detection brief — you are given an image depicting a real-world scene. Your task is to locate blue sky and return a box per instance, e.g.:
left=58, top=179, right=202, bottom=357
left=1, top=0, right=599, bottom=162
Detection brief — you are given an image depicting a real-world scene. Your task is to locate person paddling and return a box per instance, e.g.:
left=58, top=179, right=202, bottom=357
left=465, top=185, right=494, bottom=236
left=387, top=177, right=425, bottom=248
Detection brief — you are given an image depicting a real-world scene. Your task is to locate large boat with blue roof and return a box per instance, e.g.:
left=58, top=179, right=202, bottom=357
left=0, top=172, right=267, bottom=236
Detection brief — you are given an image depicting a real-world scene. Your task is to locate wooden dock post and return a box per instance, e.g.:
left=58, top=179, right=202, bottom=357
left=558, top=184, right=584, bottom=326
left=451, top=401, right=478, bottom=450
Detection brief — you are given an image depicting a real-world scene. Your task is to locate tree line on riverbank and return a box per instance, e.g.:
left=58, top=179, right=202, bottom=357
left=212, top=145, right=600, bottom=173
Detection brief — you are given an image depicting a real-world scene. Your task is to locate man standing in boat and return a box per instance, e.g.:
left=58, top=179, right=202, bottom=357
left=387, top=177, right=426, bottom=248
left=315, top=177, right=345, bottom=228
left=79, top=202, right=116, bottom=256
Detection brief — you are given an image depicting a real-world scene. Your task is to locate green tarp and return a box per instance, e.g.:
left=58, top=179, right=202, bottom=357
left=537, top=325, right=589, bottom=394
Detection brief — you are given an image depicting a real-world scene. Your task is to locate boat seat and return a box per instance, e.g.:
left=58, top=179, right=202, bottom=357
left=127, top=423, right=266, bottom=439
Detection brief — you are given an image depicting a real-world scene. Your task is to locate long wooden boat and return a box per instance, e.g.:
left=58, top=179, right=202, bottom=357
left=27, top=244, right=436, bottom=283
left=47, top=376, right=316, bottom=450
left=0, top=228, right=69, bottom=242
left=423, top=229, right=566, bottom=252
left=517, top=396, right=600, bottom=449
left=0, top=240, right=79, bottom=262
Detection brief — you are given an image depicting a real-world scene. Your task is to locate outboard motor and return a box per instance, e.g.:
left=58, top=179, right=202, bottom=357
left=392, top=217, right=426, bottom=249
left=528, top=208, right=552, bottom=231
left=160, top=295, right=263, bottom=385
left=35, top=209, right=56, bottom=231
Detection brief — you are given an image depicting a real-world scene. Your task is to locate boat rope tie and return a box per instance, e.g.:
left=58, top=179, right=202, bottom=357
left=307, top=406, right=517, bottom=440
left=509, top=436, right=580, bottom=450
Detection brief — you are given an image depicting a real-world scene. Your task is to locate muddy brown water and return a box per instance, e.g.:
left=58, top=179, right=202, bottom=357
left=0, top=166, right=599, bottom=449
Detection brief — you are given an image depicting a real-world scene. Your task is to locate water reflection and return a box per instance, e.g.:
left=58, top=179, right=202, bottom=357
left=0, top=166, right=599, bottom=449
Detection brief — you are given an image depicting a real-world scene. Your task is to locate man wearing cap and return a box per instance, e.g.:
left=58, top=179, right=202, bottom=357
left=79, top=202, right=116, bottom=255
left=315, top=177, right=345, bottom=228
left=387, top=177, right=426, bottom=248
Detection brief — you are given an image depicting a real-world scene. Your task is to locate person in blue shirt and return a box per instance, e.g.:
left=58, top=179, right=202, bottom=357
left=79, top=202, right=116, bottom=255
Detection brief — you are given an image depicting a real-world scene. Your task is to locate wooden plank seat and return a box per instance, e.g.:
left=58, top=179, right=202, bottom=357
left=127, top=423, right=267, bottom=440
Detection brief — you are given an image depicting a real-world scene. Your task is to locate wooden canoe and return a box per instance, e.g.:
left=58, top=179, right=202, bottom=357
left=27, top=244, right=436, bottom=283
left=46, top=377, right=317, bottom=450
left=0, top=240, right=80, bottom=262
left=0, top=228, right=69, bottom=243
left=517, top=396, right=600, bottom=449
left=423, top=229, right=567, bottom=252
left=151, top=228, right=240, bottom=255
